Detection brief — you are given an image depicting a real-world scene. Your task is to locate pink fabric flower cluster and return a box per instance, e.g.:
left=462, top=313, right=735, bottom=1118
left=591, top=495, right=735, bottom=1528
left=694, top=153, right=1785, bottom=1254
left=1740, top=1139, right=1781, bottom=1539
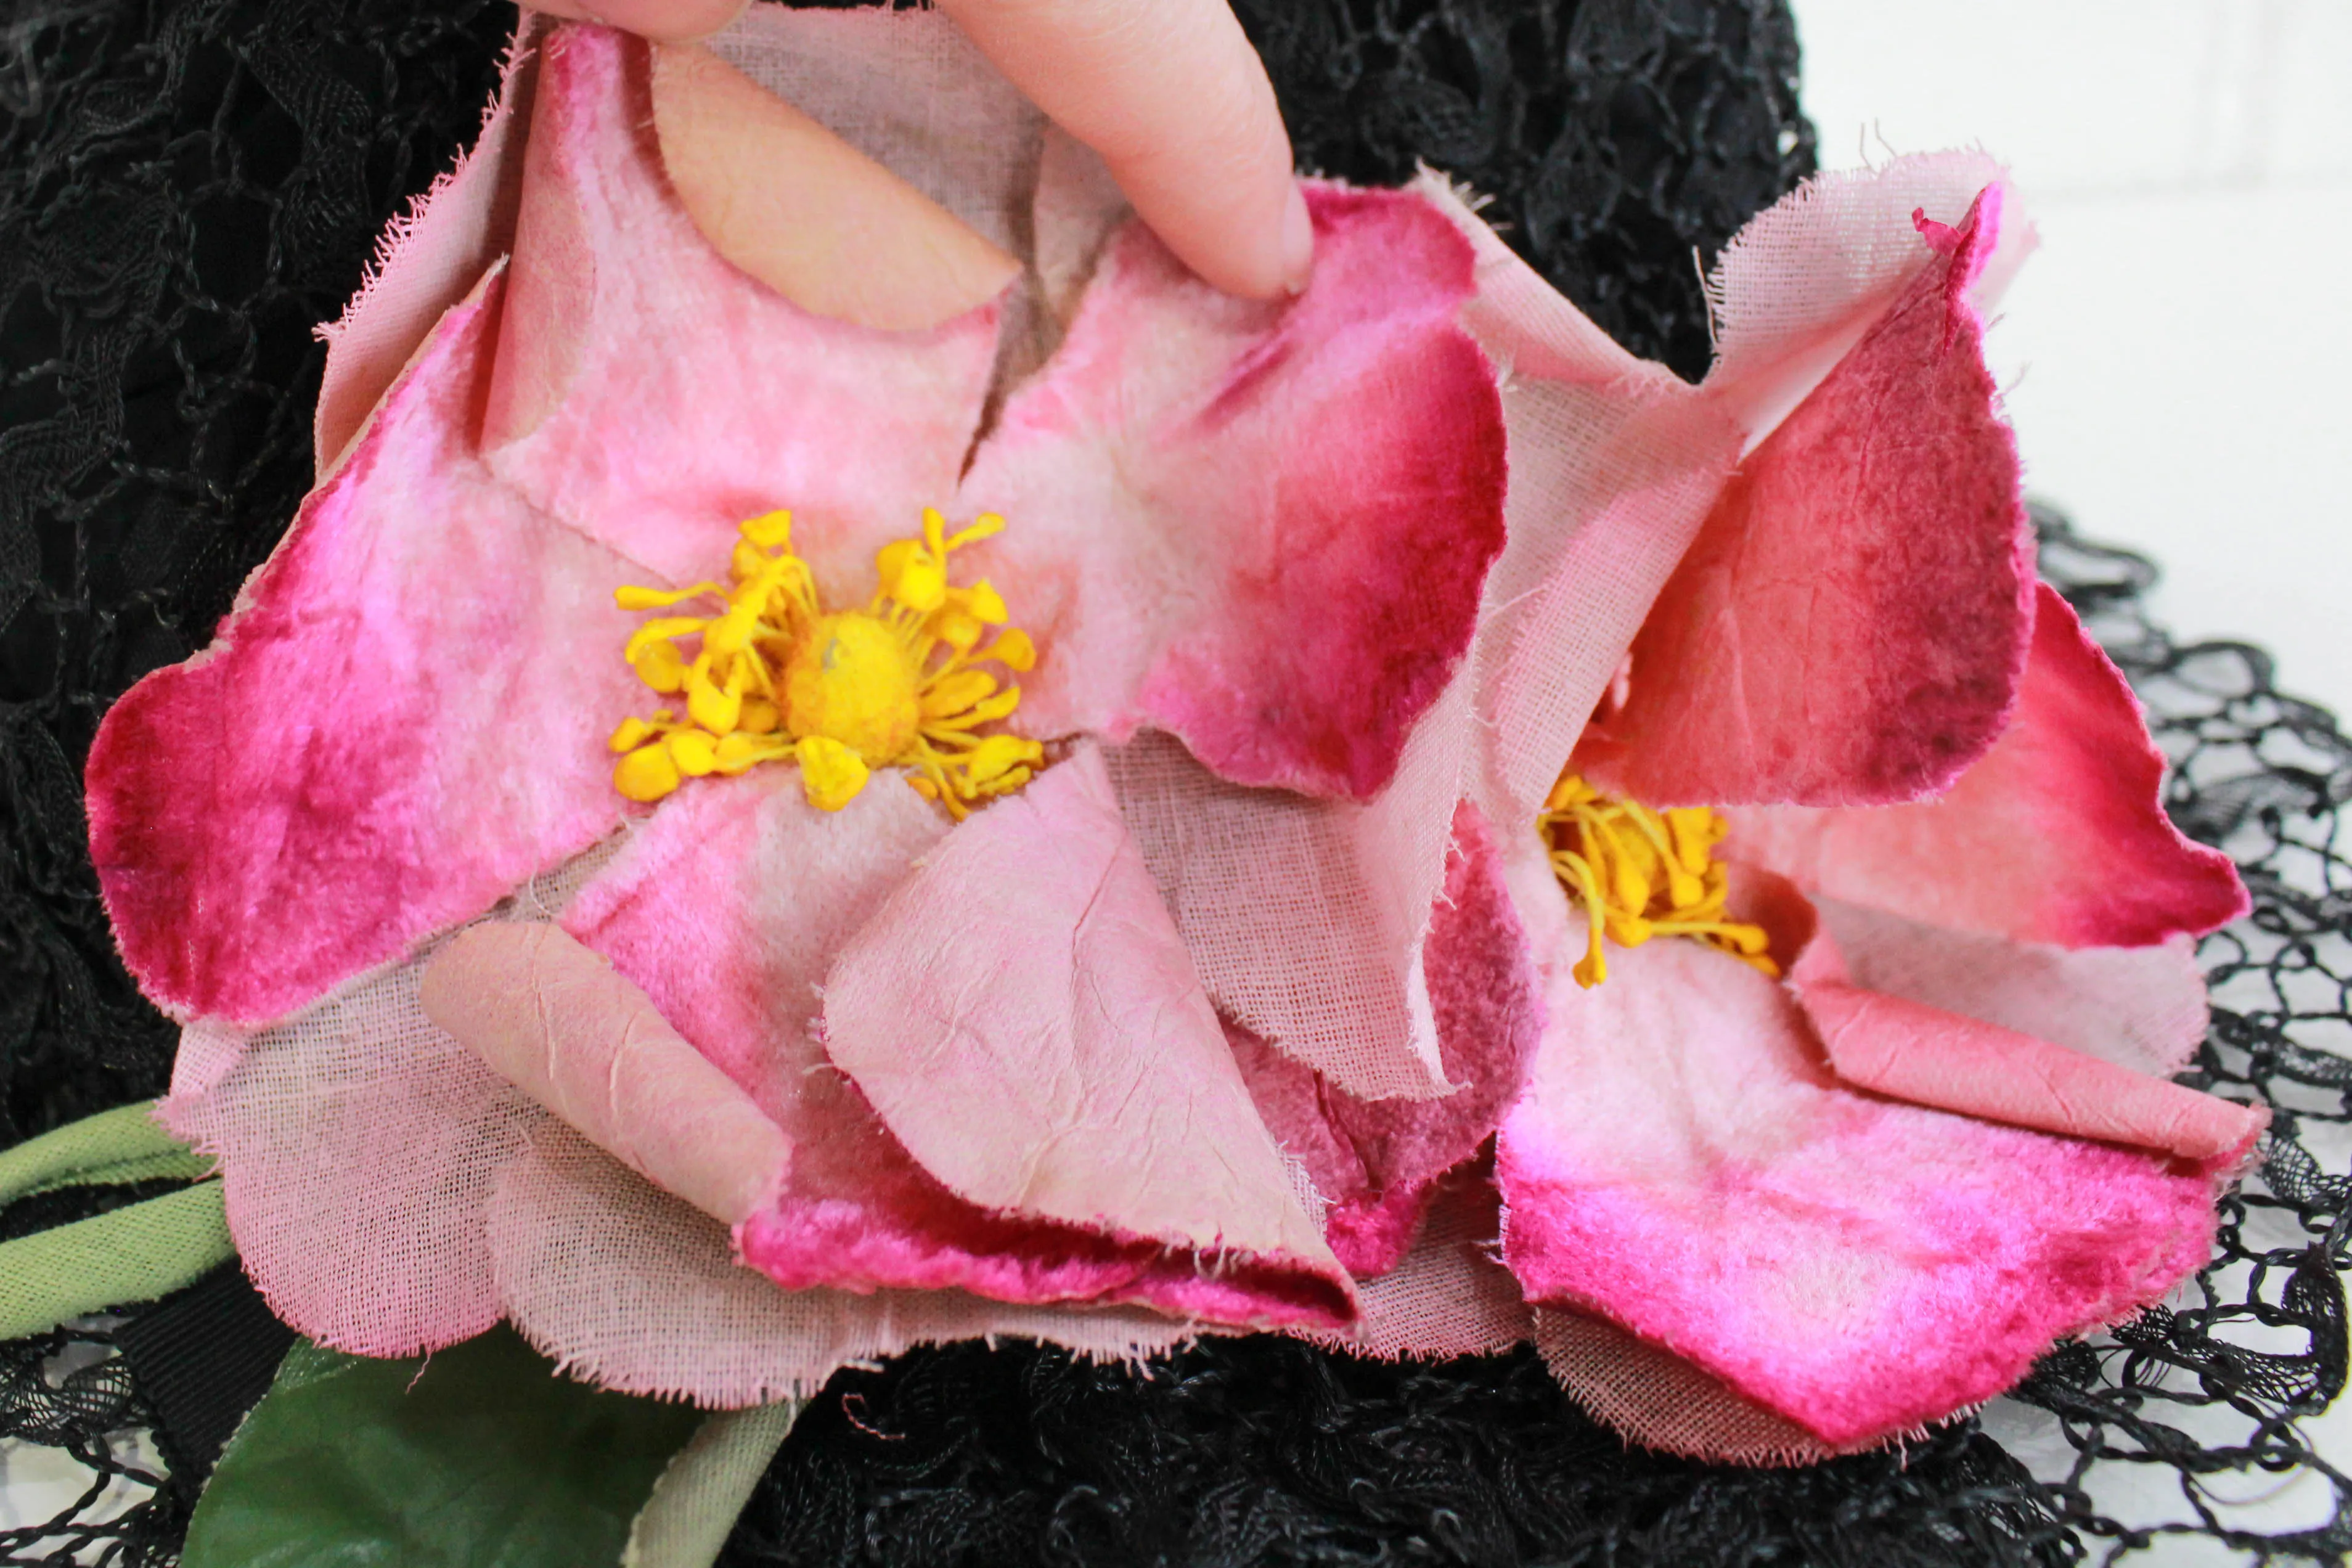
left=86, top=9, right=2262, bottom=1463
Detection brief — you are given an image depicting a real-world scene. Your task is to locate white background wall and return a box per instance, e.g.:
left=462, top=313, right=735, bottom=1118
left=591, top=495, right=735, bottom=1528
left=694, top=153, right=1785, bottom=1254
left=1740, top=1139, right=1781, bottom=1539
left=1792, top=0, right=2352, bottom=720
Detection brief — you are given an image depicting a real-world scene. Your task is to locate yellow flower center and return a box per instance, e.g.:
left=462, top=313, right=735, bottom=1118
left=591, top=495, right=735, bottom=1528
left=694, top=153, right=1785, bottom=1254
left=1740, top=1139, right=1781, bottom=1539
left=1540, top=772, right=1777, bottom=989
left=607, top=507, right=1043, bottom=817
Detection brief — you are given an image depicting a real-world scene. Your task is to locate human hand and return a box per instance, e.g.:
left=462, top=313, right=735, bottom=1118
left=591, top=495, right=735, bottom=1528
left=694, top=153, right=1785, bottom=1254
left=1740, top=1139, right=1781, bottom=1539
left=529, top=0, right=1310, bottom=299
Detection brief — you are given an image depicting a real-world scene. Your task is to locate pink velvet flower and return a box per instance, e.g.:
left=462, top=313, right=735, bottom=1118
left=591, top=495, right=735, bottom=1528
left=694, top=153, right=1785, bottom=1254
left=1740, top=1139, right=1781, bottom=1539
left=83, top=4, right=2262, bottom=1455
left=88, top=14, right=1509, bottom=1394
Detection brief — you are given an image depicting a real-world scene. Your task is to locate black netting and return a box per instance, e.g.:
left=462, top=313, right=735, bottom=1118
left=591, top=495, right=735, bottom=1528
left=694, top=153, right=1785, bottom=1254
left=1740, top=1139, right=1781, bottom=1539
left=0, top=1, right=2342, bottom=1565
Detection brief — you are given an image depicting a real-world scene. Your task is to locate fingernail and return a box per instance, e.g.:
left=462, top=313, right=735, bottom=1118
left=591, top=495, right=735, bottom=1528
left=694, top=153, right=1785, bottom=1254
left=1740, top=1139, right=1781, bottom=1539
left=1280, top=181, right=1314, bottom=296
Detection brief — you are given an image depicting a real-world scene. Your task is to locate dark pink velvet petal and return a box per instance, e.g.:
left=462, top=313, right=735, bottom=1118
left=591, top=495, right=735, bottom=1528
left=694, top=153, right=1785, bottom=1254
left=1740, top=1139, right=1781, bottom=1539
left=1725, top=584, right=2250, bottom=947
left=1235, top=802, right=1545, bottom=1275
left=562, top=764, right=1347, bottom=1329
left=1496, top=931, right=2221, bottom=1447
left=961, top=184, right=1508, bottom=801
left=87, top=277, right=646, bottom=1024
left=481, top=23, right=1003, bottom=594
left=1580, top=187, right=2034, bottom=809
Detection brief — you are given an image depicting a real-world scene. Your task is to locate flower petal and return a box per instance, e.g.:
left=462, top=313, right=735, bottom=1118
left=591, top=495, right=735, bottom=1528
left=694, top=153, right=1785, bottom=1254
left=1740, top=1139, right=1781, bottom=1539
left=1725, top=584, right=2250, bottom=946
left=88, top=276, right=645, bottom=1024
left=563, top=765, right=1345, bottom=1328
left=1496, top=930, right=2221, bottom=1447
left=822, top=748, right=1350, bottom=1320
left=1297, top=1172, right=1532, bottom=1362
left=1232, top=802, right=1545, bottom=1275
left=481, top=23, right=1004, bottom=594
left=1533, top=1309, right=1868, bottom=1465
left=1810, top=897, right=2213, bottom=1080
left=420, top=923, right=795, bottom=1227
left=1581, top=186, right=2035, bottom=809
left=1792, top=933, right=2264, bottom=1169
left=158, top=955, right=536, bottom=1358
left=962, top=183, right=1507, bottom=801
left=489, top=1123, right=1203, bottom=1407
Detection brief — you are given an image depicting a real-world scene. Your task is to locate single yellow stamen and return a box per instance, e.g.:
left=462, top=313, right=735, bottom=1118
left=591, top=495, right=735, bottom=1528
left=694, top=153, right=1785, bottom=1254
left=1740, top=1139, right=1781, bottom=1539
left=608, top=509, right=1045, bottom=816
left=1539, top=771, right=1778, bottom=989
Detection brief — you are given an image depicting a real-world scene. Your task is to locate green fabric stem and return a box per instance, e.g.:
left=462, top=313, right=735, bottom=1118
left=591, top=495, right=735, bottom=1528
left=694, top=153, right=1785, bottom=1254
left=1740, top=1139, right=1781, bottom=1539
left=0, top=1100, right=213, bottom=1204
left=0, top=1180, right=234, bottom=1339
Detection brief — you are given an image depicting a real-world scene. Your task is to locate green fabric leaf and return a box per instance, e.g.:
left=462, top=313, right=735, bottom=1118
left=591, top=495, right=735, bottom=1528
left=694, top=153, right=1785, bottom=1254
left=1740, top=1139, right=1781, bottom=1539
left=0, top=1100, right=213, bottom=1203
left=183, top=1327, right=703, bottom=1568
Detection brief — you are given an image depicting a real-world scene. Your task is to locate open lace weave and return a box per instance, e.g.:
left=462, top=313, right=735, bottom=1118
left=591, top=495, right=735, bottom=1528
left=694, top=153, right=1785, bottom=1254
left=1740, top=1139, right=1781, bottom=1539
left=0, top=1, right=2343, bottom=1565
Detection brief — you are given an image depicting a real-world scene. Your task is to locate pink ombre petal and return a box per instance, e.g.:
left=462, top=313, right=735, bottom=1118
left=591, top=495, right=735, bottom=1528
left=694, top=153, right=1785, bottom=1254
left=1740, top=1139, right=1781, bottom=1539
left=1496, top=933, right=2222, bottom=1448
left=563, top=765, right=1345, bottom=1328
left=1725, top=585, right=2250, bottom=947
left=1582, top=188, right=2033, bottom=810
left=158, top=952, right=539, bottom=1358
left=421, top=923, right=794, bottom=1226
left=481, top=23, right=1002, bottom=593
left=1811, top=897, right=2212, bottom=1080
left=963, top=184, right=1507, bottom=801
left=1792, top=940, right=2264, bottom=1168
left=823, top=749, right=1342, bottom=1281
left=87, top=277, right=646, bottom=1024
left=1533, top=1311, right=1869, bottom=1466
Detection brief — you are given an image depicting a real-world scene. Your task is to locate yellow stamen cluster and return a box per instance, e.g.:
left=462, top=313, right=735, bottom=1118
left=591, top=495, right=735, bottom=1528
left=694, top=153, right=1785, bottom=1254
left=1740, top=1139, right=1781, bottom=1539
left=609, top=508, right=1043, bottom=818
left=1540, top=773, right=1777, bottom=989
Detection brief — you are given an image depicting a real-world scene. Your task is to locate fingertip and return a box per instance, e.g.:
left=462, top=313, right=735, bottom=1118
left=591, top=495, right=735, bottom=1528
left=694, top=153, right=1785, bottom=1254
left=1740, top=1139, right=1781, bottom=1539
left=1280, top=179, right=1315, bottom=296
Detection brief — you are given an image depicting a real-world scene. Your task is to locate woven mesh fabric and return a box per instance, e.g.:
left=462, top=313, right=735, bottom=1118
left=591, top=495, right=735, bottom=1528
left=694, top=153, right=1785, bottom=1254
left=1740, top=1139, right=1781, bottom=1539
left=0, top=1, right=2343, bottom=1565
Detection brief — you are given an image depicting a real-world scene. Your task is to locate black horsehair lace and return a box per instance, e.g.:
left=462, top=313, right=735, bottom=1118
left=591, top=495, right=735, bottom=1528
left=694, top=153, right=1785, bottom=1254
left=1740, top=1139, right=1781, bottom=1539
left=1, top=1, right=2344, bottom=1565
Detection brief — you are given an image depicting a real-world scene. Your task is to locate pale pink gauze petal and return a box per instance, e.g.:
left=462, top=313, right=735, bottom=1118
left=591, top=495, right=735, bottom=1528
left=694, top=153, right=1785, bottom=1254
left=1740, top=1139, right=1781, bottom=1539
left=88, top=276, right=645, bottom=1025
left=1496, top=930, right=2222, bottom=1447
left=1580, top=187, right=2035, bottom=810
left=490, top=1123, right=1208, bottom=1407
left=823, top=748, right=1352, bottom=1326
left=962, top=184, right=1508, bottom=802
left=1726, top=584, right=2249, bottom=947
left=1295, top=1172, right=1532, bottom=1363
left=420, top=923, right=794, bottom=1226
left=563, top=766, right=1346, bottom=1328
left=159, top=943, right=542, bottom=1358
left=312, top=15, right=538, bottom=475
left=1232, top=803, right=1543, bottom=1275
left=480, top=22, right=1003, bottom=594
left=1791, top=931, right=2264, bottom=1169
left=1810, top=897, right=2213, bottom=1079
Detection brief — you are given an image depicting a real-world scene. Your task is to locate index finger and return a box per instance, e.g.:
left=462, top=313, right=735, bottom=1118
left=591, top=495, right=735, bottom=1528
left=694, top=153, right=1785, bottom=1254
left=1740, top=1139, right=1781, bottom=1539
left=935, top=0, right=1309, bottom=299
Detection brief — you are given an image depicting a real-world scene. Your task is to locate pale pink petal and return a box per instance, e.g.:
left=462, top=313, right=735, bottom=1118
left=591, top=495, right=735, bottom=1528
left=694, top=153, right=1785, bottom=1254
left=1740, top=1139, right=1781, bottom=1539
left=1792, top=935, right=2264, bottom=1168
left=1580, top=186, right=2035, bottom=809
left=1104, top=697, right=1471, bottom=1101
left=962, top=184, right=1507, bottom=801
left=421, top=923, right=794, bottom=1226
left=1533, top=1310, right=1872, bottom=1466
left=489, top=1123, right=1204, bottom=1407
left=87, top=276, right=645, bottom=1025
left=1233, top=804, right=1543, bottom=1275
left=158, top=947, right=538, bottom=1357
left=1497, top=931, right=2221, bottom=1447
left=1297, top=1172, right=1532, bottom=1362
left=1811, top=897, right=2213, bottom=1080
left=1725, top=585, right=2249, bottom=945
left=314, top=17, right=538, bottom=475
left=1702, top=153, right=2030, bottom=443
left=563, top=764, right=1346, bottom=1327
left=823, top=749, right=1350, bottom=1318
left=481, top=23, right=1003, bottom=594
